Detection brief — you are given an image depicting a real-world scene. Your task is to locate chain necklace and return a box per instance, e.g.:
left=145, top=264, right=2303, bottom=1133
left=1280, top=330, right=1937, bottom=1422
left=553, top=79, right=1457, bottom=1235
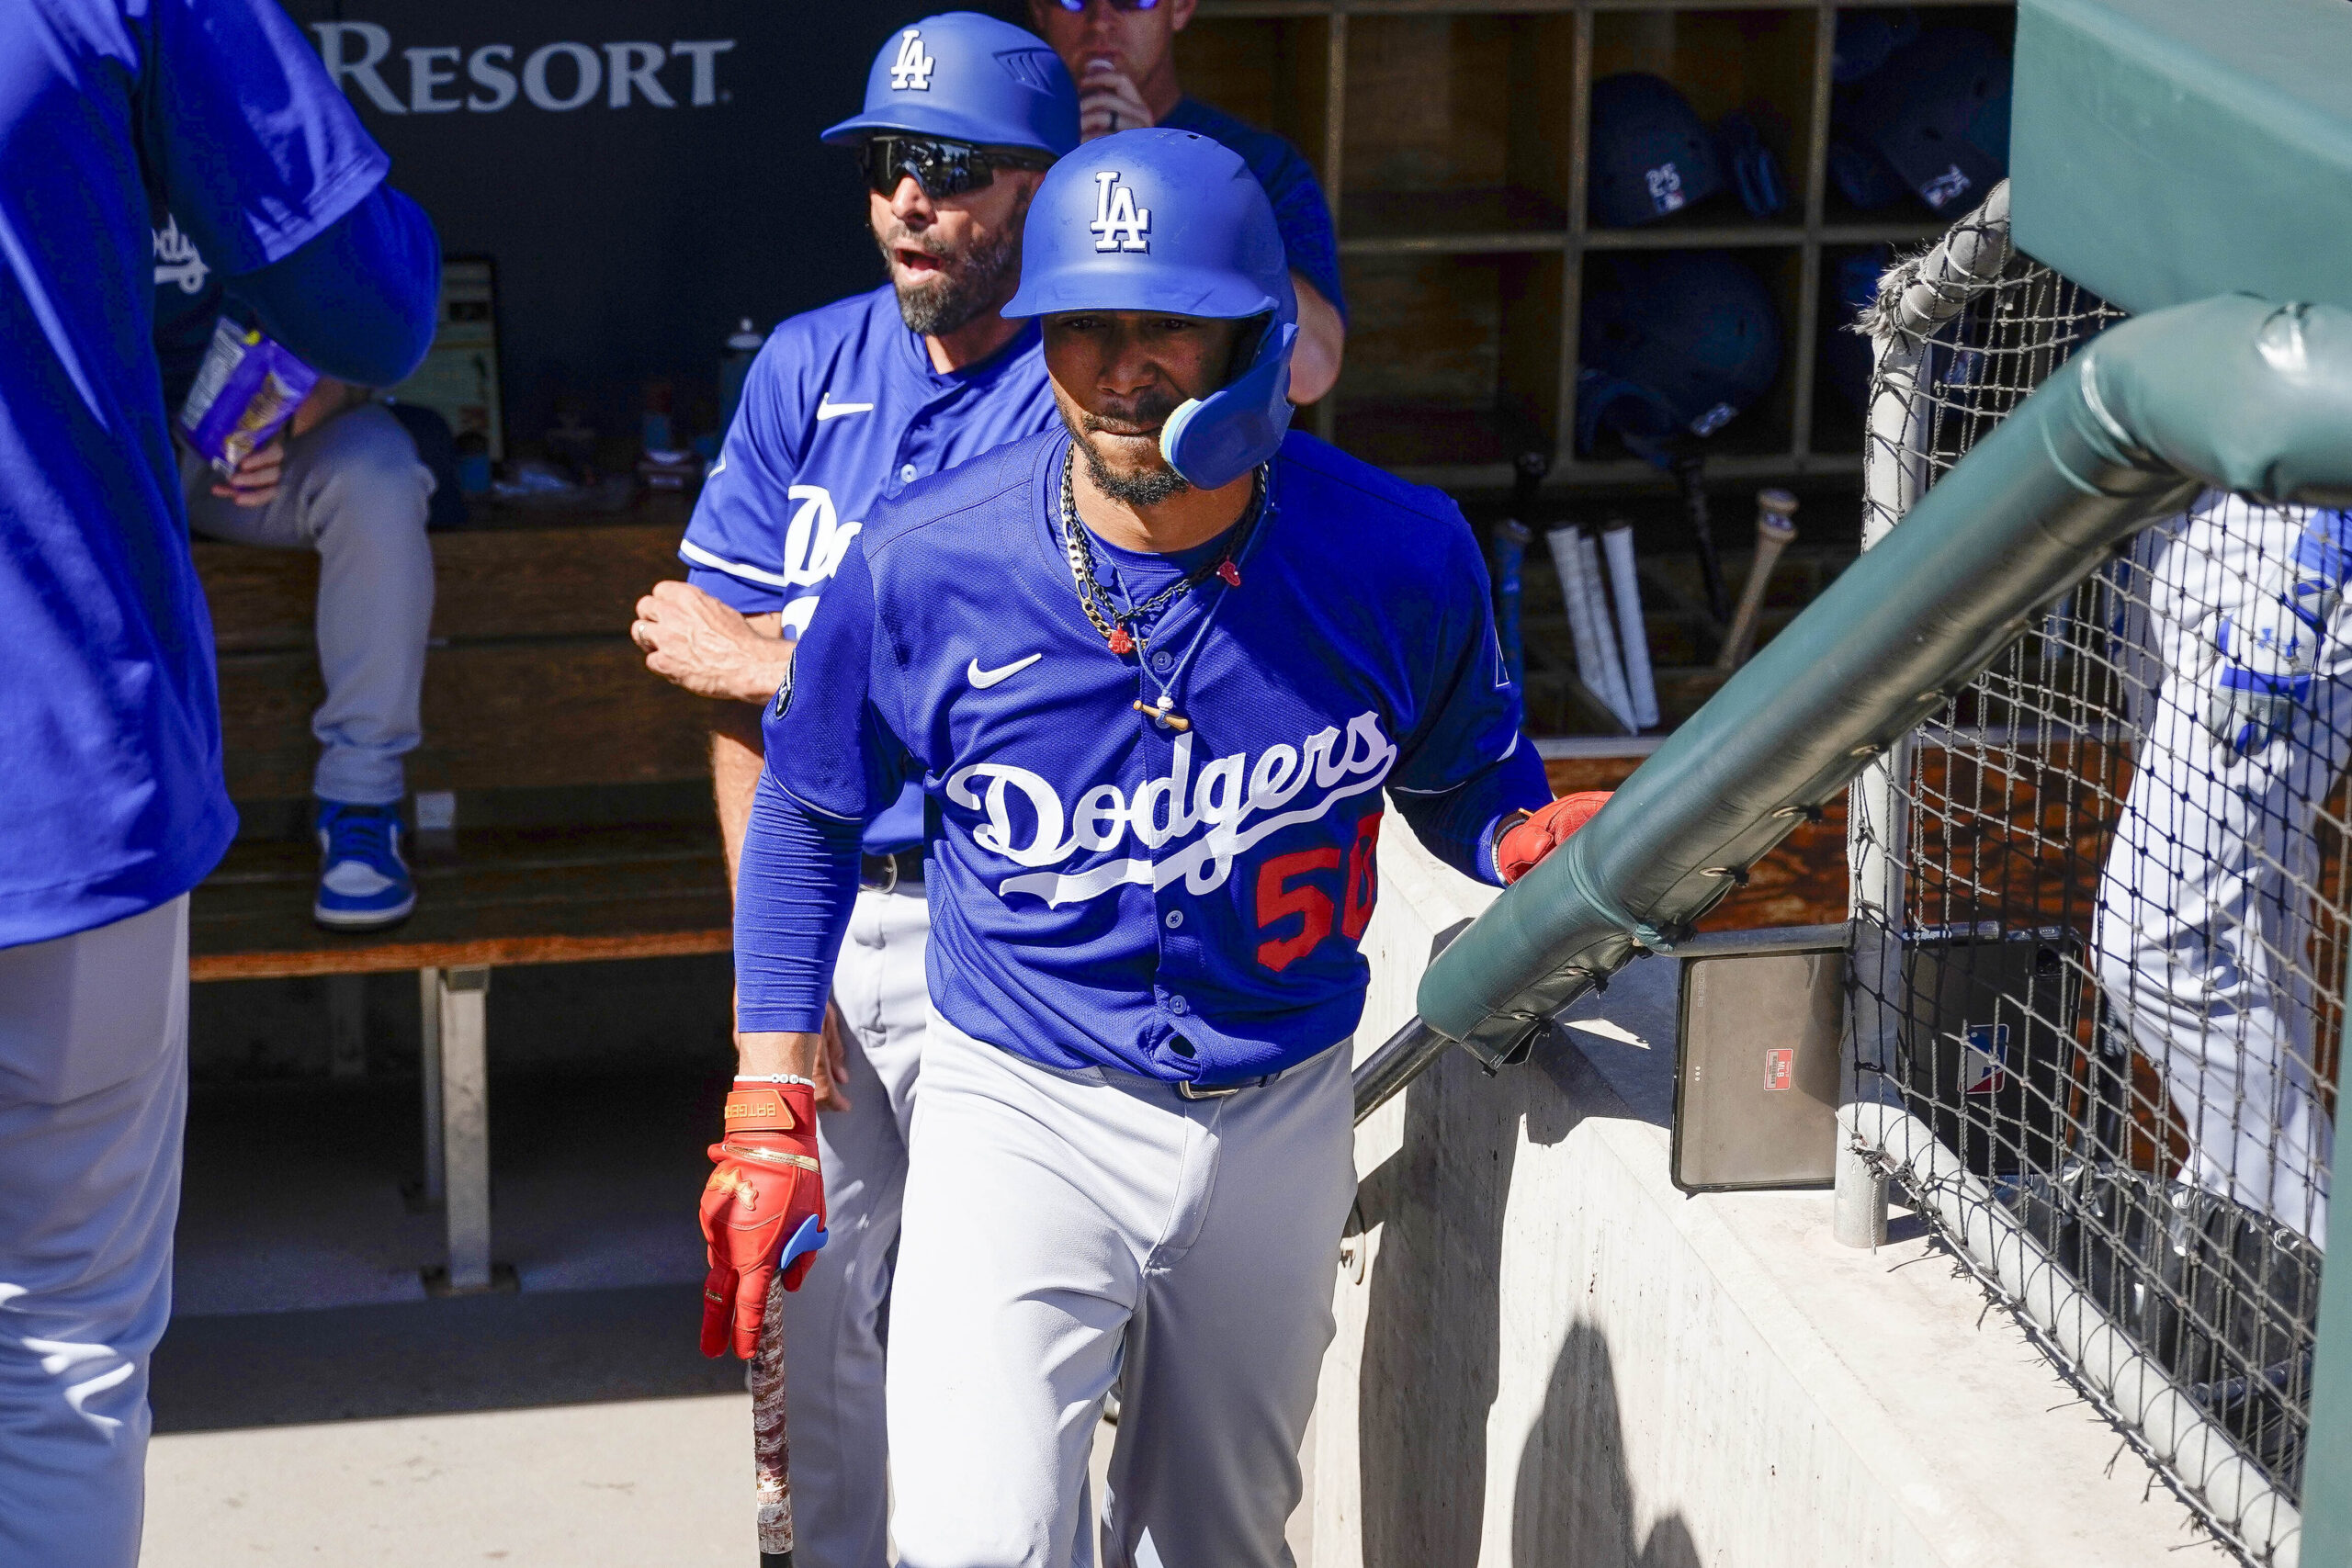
left=1057, top=446, right=1264, bottom=731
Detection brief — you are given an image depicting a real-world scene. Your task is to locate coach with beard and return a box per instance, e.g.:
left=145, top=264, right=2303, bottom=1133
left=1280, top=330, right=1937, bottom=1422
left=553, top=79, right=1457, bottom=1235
left=629, top=15, right=1078, bottom=1565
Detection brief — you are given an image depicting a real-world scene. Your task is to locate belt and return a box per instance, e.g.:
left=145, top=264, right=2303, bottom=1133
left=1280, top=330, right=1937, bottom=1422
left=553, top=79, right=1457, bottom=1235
left=1175, top=1068, right=1284, bottom=1100
left=858, top=852, right=922, bottom=895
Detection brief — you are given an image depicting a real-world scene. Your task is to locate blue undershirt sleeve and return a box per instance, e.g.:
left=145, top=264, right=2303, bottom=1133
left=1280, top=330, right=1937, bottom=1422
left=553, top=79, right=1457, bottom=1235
left=734, top=773, right=863, bottom=1032
left=230, top=185, right=439, bottom=388
left=733, top=539, right=913, bottom=1027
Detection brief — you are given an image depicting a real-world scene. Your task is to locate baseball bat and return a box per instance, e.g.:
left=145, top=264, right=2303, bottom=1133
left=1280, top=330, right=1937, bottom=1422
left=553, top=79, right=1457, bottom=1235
left=1714, top=489, right=1799, bottom=670
left=1545, top=526, right=1637, bottom=734
left=1672, top=454, right=1731, bottom=626
left=1573, top=530, right=1637, bottom=729
left=752, top=1275, right=795, bottom=1566
left=1600, top=521, right=1659, bottom=728
left=1489, top=518, right=1531, bottom=690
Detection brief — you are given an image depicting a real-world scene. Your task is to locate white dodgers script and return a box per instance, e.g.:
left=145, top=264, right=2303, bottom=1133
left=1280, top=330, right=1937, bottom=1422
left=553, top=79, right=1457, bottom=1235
left=944, top=713, right=1396, bottom=907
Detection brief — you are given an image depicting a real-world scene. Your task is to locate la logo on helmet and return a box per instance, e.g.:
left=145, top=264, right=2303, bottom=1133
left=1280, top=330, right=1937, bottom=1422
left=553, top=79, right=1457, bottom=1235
left=889, top=29, right=934, bottom=91
left=1090, top=171, right=1150, bottom=253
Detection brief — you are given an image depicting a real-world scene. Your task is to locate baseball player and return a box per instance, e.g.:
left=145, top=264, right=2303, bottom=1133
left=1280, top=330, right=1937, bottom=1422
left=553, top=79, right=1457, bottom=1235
left=2094, top=494, right=2349, bottom=1247
left=632, top=16, right=1078, bottom=1565
left=153, top=243, right=439, bottom=931
left=718, top=129, right=1597, bottom=1566
left=0, top=3, right=435, bottom=1562
left=1024, top=0, right=1348, bottom=403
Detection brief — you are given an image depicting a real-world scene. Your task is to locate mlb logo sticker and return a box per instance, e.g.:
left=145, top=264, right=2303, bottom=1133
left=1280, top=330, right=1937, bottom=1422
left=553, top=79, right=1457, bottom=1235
left=889, top=29, right=935, bottom=92
left=1958, top=1022, right=2009, bottom=1094
left=1645, top=162, right=1687, bottom=215
left=1091, top=171, right=1151, bottom=253
left=1762, top=1048, right=1794, bottom=1092
left=1920, top=164, right=1973, bottom=210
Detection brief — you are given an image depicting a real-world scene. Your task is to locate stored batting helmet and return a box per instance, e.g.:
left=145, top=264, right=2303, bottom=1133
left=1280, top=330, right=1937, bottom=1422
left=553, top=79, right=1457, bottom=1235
left=1577, top=251, right=1781, bottom=461
left=1003, top=129, right=1299, bottom=491
left=821, top=13, right=1080, bottom=157
left=1830, top=28, right=2011, bottom=214
left=1588, top=73, right=1723, bottom=228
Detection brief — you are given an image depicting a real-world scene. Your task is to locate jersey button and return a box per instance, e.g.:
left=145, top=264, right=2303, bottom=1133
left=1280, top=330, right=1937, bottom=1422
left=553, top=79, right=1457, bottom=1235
left=1167, top=994, right=1190, bottom=1015
left=1163, top=909, right=1183, bottom=930
left=1151, top=650, right=1174, bottom=672
left=899, top=463, right=918, bottom=483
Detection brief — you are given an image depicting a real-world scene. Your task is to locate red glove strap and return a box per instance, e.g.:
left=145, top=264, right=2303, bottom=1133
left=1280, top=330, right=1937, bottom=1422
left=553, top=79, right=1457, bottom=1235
left=722, top=1083, right=808, bottom=1135
left=1496, top=791, right=1611, bottom=885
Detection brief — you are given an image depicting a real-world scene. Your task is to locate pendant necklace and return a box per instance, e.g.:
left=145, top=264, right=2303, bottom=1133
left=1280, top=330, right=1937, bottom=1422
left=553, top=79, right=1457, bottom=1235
left=1057, top=447, right=1263, bottom=732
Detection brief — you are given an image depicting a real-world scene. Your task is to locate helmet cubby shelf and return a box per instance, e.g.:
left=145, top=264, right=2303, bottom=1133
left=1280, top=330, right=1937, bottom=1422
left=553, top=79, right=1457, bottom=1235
left=1181, top=0, right=2018, bottom=494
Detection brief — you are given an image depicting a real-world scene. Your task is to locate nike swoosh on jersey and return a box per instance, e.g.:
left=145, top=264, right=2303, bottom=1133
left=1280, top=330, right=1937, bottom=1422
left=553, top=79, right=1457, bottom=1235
left=815, top=394, right=875, bottom=422
left=967, top=653, right=1043, bottom=689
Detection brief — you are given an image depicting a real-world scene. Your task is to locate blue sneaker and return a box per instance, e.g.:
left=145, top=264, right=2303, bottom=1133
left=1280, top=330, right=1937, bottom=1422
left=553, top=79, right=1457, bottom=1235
left=313, top=801, right=417, bottom=930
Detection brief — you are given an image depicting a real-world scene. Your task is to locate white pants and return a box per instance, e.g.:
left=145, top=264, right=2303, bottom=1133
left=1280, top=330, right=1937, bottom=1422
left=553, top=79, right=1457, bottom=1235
left=781, top=886, right=929, bottom=1568
left=182, top=402, right=435, bottom=806
left=886, top=1011, right=1355, bottom=1568
left=0, top=897, right=189, bottom=1568
left=2095, top=496, right=2347, bottom=1243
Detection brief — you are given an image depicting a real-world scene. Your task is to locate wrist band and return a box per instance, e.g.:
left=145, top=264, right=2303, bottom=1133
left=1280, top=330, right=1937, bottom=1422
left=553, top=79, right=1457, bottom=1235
left=735, top=1074, right=818, bottom=1089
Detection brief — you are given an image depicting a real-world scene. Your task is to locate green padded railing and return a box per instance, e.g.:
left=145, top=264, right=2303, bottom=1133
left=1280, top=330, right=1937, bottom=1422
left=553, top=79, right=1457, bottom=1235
left=1413, top=293, right=2352, bottom=1066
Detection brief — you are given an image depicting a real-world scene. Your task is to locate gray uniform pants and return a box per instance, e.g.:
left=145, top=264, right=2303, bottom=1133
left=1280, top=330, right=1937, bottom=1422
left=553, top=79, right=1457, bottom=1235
left=885, top=1011, right=1354, bottom=1568
left=780, top=886, right=930, bottom=1568
left=181, top=402, right=435, bottom=806
left=0, top=897, right=189, bottom=1568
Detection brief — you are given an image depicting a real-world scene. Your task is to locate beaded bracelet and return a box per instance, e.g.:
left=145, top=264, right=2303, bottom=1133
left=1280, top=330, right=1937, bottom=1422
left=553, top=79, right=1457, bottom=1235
left=734, top=1074, right=819, bottom=1089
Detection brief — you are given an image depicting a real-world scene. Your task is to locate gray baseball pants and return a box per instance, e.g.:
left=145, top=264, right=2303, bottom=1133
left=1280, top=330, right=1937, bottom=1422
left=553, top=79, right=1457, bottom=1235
left=885, top=1010, right=1354, bottom=1568
left=181, top=401, right=435, bottom=806
left=0, top=897, right=189, bottom=1568
left=779, top=885, right=929, bottom=1567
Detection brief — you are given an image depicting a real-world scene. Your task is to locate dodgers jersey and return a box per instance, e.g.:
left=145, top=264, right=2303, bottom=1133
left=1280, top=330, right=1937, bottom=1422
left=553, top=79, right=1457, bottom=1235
left=0, top=0, right=391, bottom=947
left=678, top=284, right=1060, bottom=853
left=737, top=427, right=1550, bottom=1084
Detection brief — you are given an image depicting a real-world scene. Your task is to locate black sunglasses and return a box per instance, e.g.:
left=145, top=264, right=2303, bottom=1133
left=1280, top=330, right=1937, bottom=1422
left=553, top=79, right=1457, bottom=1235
left=861, top=135, right=1052, bottom=199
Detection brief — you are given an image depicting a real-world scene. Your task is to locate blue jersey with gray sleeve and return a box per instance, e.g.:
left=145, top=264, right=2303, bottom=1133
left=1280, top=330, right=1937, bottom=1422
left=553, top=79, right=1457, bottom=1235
left=679, top=284, right=1060, bottom=852
left=735, top=427, right=1548, bottom=1085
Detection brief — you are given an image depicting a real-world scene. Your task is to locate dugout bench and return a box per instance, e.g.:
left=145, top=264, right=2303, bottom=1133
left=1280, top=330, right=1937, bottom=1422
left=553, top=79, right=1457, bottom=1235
left=190, top=501, right=725, bottom=1293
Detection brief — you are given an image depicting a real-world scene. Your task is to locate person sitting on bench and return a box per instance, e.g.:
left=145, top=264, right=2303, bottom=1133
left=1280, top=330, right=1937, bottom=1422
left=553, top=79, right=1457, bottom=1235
left=155, top=221, right=438, bottom=931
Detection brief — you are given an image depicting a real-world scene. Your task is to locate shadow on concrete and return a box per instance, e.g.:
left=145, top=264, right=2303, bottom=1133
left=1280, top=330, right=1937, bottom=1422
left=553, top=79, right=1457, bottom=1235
left=1510, top=1321, right=1703, bottom=1568
left=152, top=1282, right=743, bottom=1433
left=1354, top=1036, right=1600, bottom=1566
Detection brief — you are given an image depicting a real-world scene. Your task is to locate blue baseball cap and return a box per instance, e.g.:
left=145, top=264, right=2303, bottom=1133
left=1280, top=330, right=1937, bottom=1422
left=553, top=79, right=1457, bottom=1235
left=822, top=13, right=1080, bottom=157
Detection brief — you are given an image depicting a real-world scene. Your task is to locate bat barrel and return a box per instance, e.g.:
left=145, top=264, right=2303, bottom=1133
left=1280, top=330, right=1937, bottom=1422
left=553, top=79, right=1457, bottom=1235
left=1716, top=489, right=1799, bottom=670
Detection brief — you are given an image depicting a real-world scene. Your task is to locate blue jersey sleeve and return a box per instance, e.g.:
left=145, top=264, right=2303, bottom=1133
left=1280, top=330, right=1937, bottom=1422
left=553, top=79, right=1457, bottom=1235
left=230, top=185, right=439, bottom=389
left=135, top=0, right=391, bottom=276
left=1164, top=97, right=1345, bottom=323
left=680, top=335, right=816, bottom=619
left=735, top=772, right=864, bottom=1033
left=1387, top=511, right=1549, bottom=883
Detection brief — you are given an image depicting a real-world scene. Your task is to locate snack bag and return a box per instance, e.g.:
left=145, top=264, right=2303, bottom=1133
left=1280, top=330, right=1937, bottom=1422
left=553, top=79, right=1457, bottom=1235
left=176, top=319, right=320, bottom=475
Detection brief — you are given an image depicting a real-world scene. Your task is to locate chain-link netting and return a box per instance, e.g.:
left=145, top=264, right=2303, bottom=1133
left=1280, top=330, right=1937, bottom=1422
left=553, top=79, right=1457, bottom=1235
left=1849, top=231, right=2341, bottom=1562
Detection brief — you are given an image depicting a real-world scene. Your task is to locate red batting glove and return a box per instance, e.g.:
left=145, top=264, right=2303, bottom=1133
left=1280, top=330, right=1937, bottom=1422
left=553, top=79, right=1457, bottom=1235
left=1496, top=792, right=1612, bottom=885
left=699, top=1080, right=827, bottom=1360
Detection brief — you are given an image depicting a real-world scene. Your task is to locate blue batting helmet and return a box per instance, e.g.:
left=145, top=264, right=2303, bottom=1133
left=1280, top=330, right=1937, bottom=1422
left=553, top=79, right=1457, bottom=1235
left=1830, top=28, right=2010, bottom=214
left=1589, top=74, right=1723, bottom=228
left=1831, top=7, right=1920, bottom=85
left=822, top=14, right=1080, bottom=156
left=1577, top=252, right=1782, bottom=462
left=1003, top=129, right=1299, bottom=490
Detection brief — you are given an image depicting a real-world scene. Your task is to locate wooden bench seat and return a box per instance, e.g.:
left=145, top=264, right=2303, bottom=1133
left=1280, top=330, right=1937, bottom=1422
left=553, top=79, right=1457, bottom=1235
left=191, top=501, right=721, bottom=1293
left=189, top=821, right=729, bottom=983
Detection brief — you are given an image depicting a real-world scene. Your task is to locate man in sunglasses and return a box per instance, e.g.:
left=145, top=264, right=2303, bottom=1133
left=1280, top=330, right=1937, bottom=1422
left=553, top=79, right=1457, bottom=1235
left=1028, top=0, right=1348, bottom=403
left=629, top=15, right=1077, bottom=1566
